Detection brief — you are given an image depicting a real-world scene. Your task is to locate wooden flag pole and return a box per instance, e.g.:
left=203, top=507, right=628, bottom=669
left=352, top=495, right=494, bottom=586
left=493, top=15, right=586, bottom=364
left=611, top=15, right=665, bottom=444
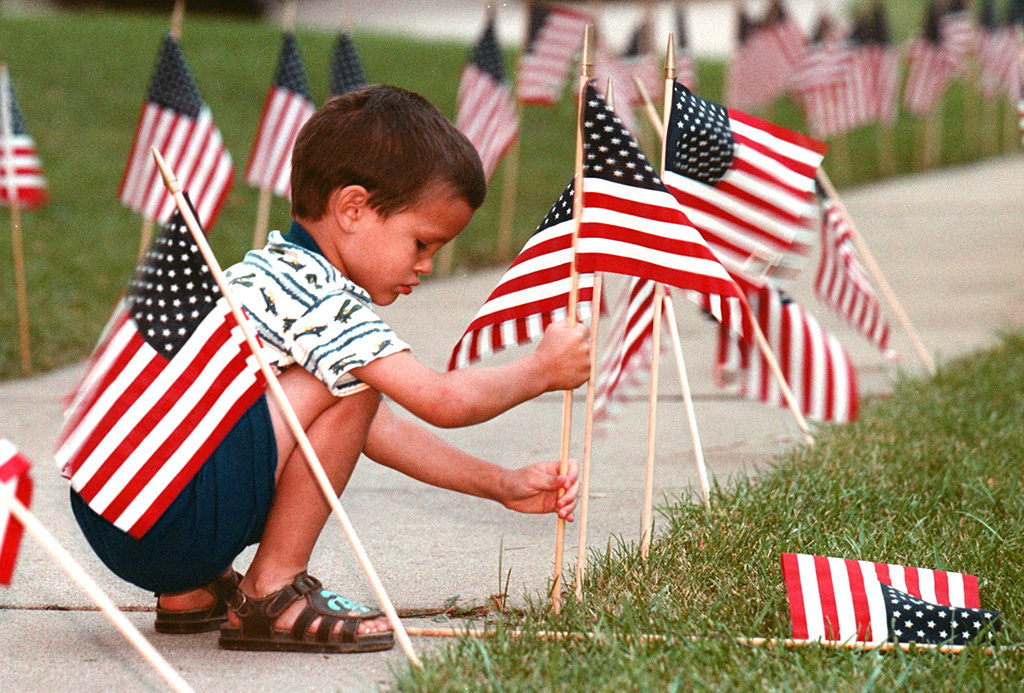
left=635, top=63, right=813, bottom=445
left=495, top=122, right=521, bottom=261
left=1, top=65, right=31, bottom=374
left=151, top=148, right=422, bottom=668
left=573, top=271, right=602, bottom=599
left=552, top=24, right=591, bottom=614
left=0, top=487, right=193, bottom=693
left=252, top=187, right=273, bottom=250
left=640, top=281, right=664, bottom=559
left=816, top=170, right=936, bottom=375
left=170, top=0, right=185, bottom=40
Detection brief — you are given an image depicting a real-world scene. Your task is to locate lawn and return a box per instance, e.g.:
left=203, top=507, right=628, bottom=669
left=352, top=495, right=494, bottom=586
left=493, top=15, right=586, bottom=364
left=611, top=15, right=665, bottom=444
left=394, top=333, right=1024, bottom=690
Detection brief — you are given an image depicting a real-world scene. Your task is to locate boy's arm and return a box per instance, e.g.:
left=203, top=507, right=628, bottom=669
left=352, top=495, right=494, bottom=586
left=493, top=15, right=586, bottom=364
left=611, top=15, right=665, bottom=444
left=350, top=319, right=589, bottom=429
left=363, top=402, right=578, bottom=519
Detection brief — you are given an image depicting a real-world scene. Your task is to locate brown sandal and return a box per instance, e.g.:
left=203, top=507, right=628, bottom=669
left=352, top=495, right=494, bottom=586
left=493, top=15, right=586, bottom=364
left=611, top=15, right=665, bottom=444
left=155, top=569, right=242, bottom=634
left=218, top=572, right=394, bottom=653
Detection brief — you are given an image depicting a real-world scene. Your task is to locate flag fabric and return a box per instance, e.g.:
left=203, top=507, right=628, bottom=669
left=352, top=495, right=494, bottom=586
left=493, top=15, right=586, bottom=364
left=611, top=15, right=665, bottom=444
left=939, top=0, right=979, bottom=77
left=793, top=31, right=870, bottom=140
left=0, top=439, right=32, bottom=586
left=0, top=65, right=47, bottom=210
left=663, top=82, right=828, bottom=280
left=329, top=32, right=368, bottom=97
left=574, top=83, right=742, bottom=303
left=978, top=4, right=1021, bottom=100
left=245, top=32, right=316, bottom=198
left=455, top=16, right=519, bottom=181
left=675, top=2, right=697, bottom=91
left=815, top=188, right=891, bottom=355
left=517, top=3, right=591, bottom=105
left=725, top=8, right=787, bottom=111
left=593, top=277, right=667, bottom=424
left=119, top=34, right=234, bottom=230
left=448, top=181, right=595, bottom=370
left=713, top=280, right=859, bottom=423
left=781, top=553, right=1000, bottom=645
left=903, top=3, right=955, bottom=116
left=55, top=199, right=267, bottom=538
left=850, top=4, right=901, bottom=125
left=762, top=0, right=808, bottom=76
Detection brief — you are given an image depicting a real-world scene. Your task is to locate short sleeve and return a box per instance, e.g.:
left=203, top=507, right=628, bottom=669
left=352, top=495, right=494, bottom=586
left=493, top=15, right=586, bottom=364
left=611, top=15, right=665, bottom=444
left=287, top=291, right=409, bottom=397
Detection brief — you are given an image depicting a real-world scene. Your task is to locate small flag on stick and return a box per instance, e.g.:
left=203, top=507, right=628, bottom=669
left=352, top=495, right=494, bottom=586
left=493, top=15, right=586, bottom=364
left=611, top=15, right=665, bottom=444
left=0, top=65, right=47, bottom=210
left=517, top=3, right=591, bottom=105
left=0, top=438, right=32, bottom=586
left=329, top=32, right=368, bottom=97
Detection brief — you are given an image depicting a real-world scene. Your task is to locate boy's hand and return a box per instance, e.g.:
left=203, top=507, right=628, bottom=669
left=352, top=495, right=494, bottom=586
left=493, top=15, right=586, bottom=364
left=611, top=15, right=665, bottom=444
left=501, top=458, right=579, bottom=521
left=534, top=319, right=590, bottom=392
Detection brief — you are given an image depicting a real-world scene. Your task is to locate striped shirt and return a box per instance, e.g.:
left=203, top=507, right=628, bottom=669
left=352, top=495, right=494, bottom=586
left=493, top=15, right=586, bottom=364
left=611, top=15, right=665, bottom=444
left=224, top=222, right=409, bottom=396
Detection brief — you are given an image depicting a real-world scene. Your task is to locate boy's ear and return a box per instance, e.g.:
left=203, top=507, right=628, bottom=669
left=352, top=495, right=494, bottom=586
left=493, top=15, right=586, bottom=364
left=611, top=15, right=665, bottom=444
left=328, top=185, right=372, bottom=232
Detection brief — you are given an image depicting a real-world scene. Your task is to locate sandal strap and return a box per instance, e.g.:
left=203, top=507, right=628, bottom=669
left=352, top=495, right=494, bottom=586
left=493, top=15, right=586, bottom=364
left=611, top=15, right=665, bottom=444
left=227, top=572, right=323, bottom=639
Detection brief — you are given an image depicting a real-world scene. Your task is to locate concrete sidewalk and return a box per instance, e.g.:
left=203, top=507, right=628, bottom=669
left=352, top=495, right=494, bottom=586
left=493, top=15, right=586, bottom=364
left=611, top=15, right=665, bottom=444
left=1, top=155, right=1022, bottom=690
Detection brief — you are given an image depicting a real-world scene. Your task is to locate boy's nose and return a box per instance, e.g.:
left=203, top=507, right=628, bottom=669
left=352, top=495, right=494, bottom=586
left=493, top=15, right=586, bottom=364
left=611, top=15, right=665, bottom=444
left=414, top=257, right=432, bottom=275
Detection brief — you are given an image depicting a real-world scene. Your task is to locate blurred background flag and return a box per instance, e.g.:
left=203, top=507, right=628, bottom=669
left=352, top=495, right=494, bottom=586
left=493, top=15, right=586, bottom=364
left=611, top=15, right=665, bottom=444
left=850, top=3, right=900, bottom=126
left=0, top=438, right=32, bottom=586
left=674, top=0, right=697, bottom=91
left=978, top=0, right=1021, bottom=101
left=939, top=0, right=979, bottom=77
left=781, top=553, right=1000, bottom=645
left=119, top=34, right=233, bottom=230
left=0, top=65, right=47, bottom=210
left=903, top=1, right=955, bottom=116
left=245, top=32, right=315, bottom=198
left=456, top=14, right=519, bottom=182
left=55, top=199, right=266, bottom=539
left=329, top=31, right=368, bottom=97
left=516, top=2, right=591, bottom=105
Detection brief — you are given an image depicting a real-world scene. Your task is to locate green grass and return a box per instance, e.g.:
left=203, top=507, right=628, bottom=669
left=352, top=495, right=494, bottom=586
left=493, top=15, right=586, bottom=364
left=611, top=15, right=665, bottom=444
left=0, top=7, right=1019, bottom=378
left=394, top=333, right=1024, bottom=691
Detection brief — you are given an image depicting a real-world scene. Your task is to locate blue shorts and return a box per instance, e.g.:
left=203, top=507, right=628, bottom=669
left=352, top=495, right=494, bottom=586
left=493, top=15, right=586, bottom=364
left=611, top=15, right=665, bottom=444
left=70, top=396, right=278, bottom=594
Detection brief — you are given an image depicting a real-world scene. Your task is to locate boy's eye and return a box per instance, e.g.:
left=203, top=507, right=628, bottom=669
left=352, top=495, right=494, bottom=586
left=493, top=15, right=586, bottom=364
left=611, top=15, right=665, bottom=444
left=416, top=240, right=427, bottom=251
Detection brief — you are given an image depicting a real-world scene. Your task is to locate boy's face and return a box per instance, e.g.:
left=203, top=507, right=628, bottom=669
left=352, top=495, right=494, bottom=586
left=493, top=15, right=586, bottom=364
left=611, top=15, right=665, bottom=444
left=338, top=187, right=475, bottom=305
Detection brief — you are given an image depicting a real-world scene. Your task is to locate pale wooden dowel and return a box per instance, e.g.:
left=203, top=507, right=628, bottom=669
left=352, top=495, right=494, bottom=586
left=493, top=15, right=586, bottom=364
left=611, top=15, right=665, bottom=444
left=9, top=203, right=30, bottom=374
left=573, top=272, right=602, bottom=600
left=0, top=489, right=193, bottom=693
left=816, top=170, right=935, bottom=375
left=663, top=294, right=710, bottom=509
left=640, top=283, right=664, bottom=559
left=252, top=187, right=272, bottom=250
left=138, top=217, right=154, bottom=260
left=170, top=0, right=185, bottom=39
left=281, top=0, right=297, bottom=32
left=552, top=24, right=592, bottom=614
left=495, top=129, right=521, bottom=261
left=151, top=148, right=422, bottom=668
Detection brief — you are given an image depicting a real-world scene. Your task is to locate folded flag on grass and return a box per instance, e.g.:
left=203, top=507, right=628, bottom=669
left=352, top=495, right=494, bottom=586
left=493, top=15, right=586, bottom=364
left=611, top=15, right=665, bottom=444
left=0, top=65, right=47, bottom=210
left=782, top=553, right=1000, bottom=646
left=517, top=2, right=591, bottom=105
left=120, top=34, right=233, bottom=230
left=456, top=15, right=519, bottom=181
left=0, top=439, right=32, bottom=586
left=663, top=82, right=827, bottom=281
left=329, top=32, right=368, bottom=97
left=56, top=198, right=266, bottom=538
left=449, top=181, right=595, bottom=370
left=245, top=32, right=315, bottom=198
left=815, top=188, right=892, bottom=355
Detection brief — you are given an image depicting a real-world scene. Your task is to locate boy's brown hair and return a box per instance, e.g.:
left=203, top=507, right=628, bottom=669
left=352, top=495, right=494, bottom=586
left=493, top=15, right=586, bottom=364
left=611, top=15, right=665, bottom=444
left=291, top=85, right=486, bottom=220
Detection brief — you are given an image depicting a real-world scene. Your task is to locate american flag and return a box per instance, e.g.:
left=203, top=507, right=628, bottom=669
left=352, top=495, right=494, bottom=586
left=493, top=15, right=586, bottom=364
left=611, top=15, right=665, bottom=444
left=448, top=181, right=595, bottom=370
left=591, top=20, right=658, bottom=136
left=978, top=3, right=1021, bottom=100
left=663, top=82, right=828, bottom=281
left=574, top=83, right=742, bottom=303
left=903, top=2, right=955, bottom=116
left=245, top=32, right=316, bottom=198
left=55, top=200, right=266, bottom=538
left=456, top=16, right=519, bottom=181
left=713, top=280, right=859, bottom=423
left=675, top=2, right=697, bottom=91
left=782, top=553, right=1000, bottom=645
left=850, top=4, right=901, bottom=125
left=725, top=7, right=786, bottom=111
left=329, top=32, right=368, bottom=97
left=939, top=0, right=979, bottom=77
left=516, top=2, right=591, bottom=106
left=815, top=189, right=891, bottom=355
left=119, top=34, right=234, bottom=231
left=793, top=32, right=870, bottom=140
left=593, top=277, right=666, bottom=424
left=0, top=65, right=47, bottom=210
left=761, top=0, right=808, bottom=76
left=0, top=438, right=32, bottom=586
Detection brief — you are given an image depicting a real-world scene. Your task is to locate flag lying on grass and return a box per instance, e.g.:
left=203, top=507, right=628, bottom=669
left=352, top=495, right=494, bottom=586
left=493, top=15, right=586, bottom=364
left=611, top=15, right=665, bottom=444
left=119, top=34, right=233, bottom=230
left=245, top=32, right=315, bottom=198
left=56, top=198, right=266, bottom=538
left=781, top=553, right=1000, bottom=645
left=329, top=32, right=368, bottom=97
left=448, top=181, right=595, bottom=369
left=456, top=15, right=519, bottom=181
left=0, top=438, right=32, bottom=586
left=575, top=84, right=742, bottom=303
left=663, top=81, right=828, bottom=279
left=0, top=65, right=47, bottom=210
left=713, top=280, right=859, bottom=423
left=903, top=2, right=955, bottom=117
left=815, top=188, right=891, bottom=355
left=517, top=2, right=591, bottom=105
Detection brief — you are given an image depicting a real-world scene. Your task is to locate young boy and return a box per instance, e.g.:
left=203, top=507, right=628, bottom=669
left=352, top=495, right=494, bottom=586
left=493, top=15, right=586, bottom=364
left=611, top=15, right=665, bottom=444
left=71, top=85, right=590, bottom=653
